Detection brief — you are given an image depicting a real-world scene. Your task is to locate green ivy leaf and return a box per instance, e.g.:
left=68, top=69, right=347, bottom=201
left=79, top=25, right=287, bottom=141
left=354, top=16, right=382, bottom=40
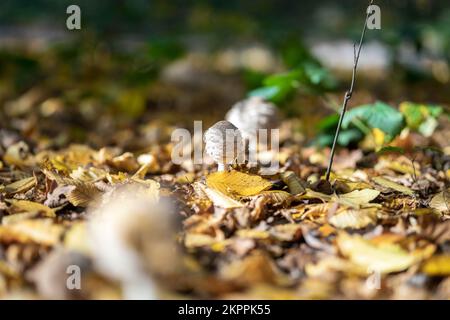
left=343, top=102, right=405, bottom=138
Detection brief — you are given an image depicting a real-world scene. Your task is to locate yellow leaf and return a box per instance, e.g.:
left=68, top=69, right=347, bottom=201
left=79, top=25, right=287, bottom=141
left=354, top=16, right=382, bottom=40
left=184, top=233, right=220, bottom=248
left=236, top=229, right=270, bottom=239
left=386, top=161, right=417, bottom=175
left=206, top=170, right=272, bottom=198
left=3, top=176, right=36, bottom=195
left=64, top=222, right=91, bottom=255
left=0, top=219, right=64, bottom=246
left=372, top=176, right=414, bottom=196
left=297, top=189, right=331, bottom=202
left=336, top=233, right=419, bottom=274
left=2, top=212, right=39, bottom=225
left=421, top=255, right=450, bottom=276
left=7, top=199, right=55, bottom=218
left=329, top=208, right=377, bottom=229
left=372, top=127, right=386, bottom=148
left=336, top=189, right=380, bottom=207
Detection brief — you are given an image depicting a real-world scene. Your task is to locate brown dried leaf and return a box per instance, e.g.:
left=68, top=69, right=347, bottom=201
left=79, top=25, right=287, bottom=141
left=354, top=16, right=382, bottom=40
left=67, top=181, right=102, bottom=207
left=429, top=189, right=450, bottom=213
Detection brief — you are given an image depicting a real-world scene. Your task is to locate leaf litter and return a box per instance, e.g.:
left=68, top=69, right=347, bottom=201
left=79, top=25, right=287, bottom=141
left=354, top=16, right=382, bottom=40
left=0, top=128, right=448, bottom=300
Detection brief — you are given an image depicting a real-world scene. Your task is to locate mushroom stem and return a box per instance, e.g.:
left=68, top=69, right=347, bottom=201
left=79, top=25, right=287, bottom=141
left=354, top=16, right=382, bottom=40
left=244, top=137, right=250, bottom=163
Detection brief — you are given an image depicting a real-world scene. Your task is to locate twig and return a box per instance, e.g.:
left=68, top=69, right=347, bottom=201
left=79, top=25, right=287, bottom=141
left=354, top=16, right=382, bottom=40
left=325, top=0, right=375, bottom=181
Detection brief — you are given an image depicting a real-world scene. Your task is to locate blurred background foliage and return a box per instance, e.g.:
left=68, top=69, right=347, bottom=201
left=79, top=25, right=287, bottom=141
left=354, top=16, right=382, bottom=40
left=0, top=0, right=448, bottom=149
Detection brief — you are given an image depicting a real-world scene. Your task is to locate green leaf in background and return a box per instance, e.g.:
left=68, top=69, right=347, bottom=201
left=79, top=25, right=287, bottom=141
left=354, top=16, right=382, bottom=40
left=314, top=128, right=364, bottom=147
left=343, top=101, right=405, bottom=139
left=418, top=117, right=439, bottom=137
left=399, top=102, right=443, bottom=136
left=377, top=146, right=405, bottom=155
left=248, top=84, right=293, bottom=104
left=337, top=128, right=365, bottom=146
left=317, top=114, right=340, bottom=132
left=303, top=62, right=337, bottom=90
left=248, top=69, right=301, bottom=103
left=247, top=61, right=336, bottom=105
left=315, top=113, right=364, bottom=147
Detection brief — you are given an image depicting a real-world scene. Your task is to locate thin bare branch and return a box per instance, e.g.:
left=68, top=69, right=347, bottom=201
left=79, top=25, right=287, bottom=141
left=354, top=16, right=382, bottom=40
left=325, top=0, right=375, bottom=182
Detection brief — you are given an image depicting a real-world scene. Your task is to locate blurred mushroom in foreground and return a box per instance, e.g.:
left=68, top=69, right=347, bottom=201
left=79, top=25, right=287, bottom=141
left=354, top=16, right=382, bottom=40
left=204, top=120, right=245, bottom=171
left=88, top=183, right=182, bottom=299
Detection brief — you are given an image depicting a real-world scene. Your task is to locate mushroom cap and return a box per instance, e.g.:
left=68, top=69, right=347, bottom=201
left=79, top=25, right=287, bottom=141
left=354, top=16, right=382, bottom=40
left=204, top=120, right=244, bottom=164
left=225, top=96, right=280, bottom=138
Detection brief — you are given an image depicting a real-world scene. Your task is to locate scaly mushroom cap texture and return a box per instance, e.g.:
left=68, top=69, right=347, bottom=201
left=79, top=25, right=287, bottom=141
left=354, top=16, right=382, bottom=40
left=204, top=120, right=244, bottom=165
left=225, top=96, right=280, bottom=139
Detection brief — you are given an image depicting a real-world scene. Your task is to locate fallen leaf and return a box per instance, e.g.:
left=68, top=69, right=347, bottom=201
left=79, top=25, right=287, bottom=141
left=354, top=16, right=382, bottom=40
left=329, top=208, right=377, bottom=229
left=3, top=176, right=37, bottom=195
left=219, top=251, right=289, bottom=286
left=336, top=233, right=419, bottom=274
left=67, top=181, right=102, bottom=207
left=421, top=255, right=450, bottom=276
left=7, top=199, right=56, bottom=218
left=429, top=189, right=450, bottom=213
left=200, top=184, right=244, bottom=209
left=372, top=176, right=414, bottom=196
left=236, top=229, right=270, bottom=240
left=281, top=171, right=306, bottom=195
left=0, top=219, right=64, bottom=246
left=206, top=170, right=272, bottom=198
left=336, top=189, right=380, bottom=207
left=64, top=222, right=91, bottom=255
left=246, top=190, right=291, bottom=204
left=184, top=233, right=224, bottom=249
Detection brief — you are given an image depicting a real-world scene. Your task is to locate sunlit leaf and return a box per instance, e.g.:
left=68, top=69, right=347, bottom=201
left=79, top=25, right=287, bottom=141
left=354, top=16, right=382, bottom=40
left=206, top=170, right=272, bottom=198
left=329, top=208, right=377, bottom=229
left=337, top=233, right=420, bottom=274
left=336, top=189, right=380, bottom=207
left=0, top=219, right=64, bottom=246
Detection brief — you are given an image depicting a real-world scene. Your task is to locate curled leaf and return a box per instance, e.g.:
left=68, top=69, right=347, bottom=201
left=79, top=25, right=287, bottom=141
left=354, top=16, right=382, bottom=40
left=199, top=184, right=244, bottom=209
left=281, top=171, right=306, bottom=195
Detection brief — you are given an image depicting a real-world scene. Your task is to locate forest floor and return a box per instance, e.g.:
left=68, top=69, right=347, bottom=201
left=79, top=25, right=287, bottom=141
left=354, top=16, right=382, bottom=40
left=0, top=46, right=449, bottom=300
